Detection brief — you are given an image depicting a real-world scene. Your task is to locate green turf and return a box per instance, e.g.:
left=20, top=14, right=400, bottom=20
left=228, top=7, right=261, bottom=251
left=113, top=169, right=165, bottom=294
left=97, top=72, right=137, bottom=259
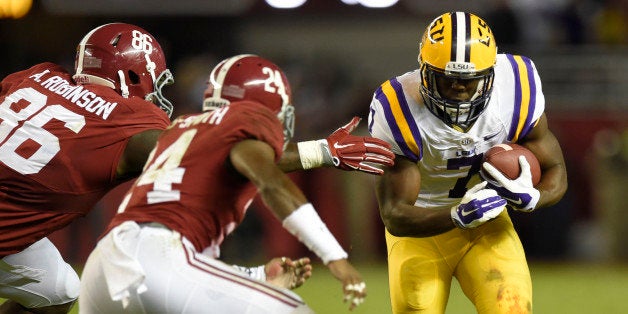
left=12, top=262, right=628, bottom=313
left=295, top=262, right=628, bottom=314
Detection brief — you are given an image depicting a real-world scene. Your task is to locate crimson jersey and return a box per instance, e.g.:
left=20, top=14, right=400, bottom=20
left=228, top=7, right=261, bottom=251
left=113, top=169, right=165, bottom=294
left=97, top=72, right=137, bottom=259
left=0, top=62, right=170, bottom=256
left=108, top=101, right=284, bottom=256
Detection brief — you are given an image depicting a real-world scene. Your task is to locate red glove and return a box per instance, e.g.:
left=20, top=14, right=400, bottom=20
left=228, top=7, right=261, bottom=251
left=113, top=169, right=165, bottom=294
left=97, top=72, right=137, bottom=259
left=325, top=117, right=394, bottom=175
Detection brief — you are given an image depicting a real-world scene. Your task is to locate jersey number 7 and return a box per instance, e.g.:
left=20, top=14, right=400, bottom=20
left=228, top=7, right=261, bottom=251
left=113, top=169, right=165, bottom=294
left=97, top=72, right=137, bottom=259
left=447, top=154, right=484, bottom=198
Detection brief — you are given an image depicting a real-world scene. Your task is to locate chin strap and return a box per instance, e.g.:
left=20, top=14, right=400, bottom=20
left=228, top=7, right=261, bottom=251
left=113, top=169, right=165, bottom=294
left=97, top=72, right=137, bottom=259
left=117, top=70, right=129, bottom=98
left=145, top=53, right=157, bottom=84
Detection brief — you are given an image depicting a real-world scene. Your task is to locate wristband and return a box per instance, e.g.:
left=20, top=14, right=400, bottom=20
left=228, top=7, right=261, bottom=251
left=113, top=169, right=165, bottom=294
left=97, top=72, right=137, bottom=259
left=282, top=203, right=348, bottom=264
left=297, top=140, right=332, bottom=169
left=232, top=265, right=266, bottom=282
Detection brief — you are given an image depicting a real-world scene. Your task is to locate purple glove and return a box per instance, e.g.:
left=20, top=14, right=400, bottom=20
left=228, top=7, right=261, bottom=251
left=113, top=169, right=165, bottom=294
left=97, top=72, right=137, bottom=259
left=451, top=181, right=507, bottom=229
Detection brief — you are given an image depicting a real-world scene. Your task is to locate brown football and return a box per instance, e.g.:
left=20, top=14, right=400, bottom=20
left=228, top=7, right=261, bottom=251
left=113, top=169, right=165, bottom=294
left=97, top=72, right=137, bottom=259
left=481, top=143, right=541, bottom=186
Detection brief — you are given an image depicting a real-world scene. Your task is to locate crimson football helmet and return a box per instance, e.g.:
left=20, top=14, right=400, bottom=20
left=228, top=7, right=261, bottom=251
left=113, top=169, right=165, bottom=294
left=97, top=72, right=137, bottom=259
left=203, top=54, right=294, bottom=149
left=419, top=12, right=497, bottom=131
left=73, top=23, right=174, bottom=117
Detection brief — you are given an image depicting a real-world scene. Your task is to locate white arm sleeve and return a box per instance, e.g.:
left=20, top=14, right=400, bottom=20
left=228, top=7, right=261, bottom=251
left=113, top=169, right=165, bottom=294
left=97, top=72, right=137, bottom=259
left=282, top=203, right=348, bottom=264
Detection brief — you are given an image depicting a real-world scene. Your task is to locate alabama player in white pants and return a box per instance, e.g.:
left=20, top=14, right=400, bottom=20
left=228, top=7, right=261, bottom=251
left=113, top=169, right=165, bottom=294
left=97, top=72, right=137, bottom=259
left=80, top=222, right=313, bottom=313
left=79, top=54, right=376, bottom=313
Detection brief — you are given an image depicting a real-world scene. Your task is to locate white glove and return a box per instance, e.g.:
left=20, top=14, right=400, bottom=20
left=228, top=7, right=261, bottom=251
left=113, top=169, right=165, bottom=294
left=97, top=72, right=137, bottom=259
left=482, top=155, right=541, bottom=212
left=451, top=181, right=507, bottom=229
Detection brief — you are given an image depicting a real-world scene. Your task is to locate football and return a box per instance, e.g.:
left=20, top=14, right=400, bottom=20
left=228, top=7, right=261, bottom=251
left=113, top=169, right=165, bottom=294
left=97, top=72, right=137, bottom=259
left=481, top=143, right=541, bottom=186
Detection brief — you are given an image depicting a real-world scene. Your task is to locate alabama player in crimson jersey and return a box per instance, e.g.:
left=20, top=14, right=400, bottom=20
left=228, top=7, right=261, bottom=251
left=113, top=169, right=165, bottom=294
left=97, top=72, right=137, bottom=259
left=79, top=54, right=369, bottom=313
left=0, top=23, right=173, bottom=314
left=0, top=24, right=393, bottom=314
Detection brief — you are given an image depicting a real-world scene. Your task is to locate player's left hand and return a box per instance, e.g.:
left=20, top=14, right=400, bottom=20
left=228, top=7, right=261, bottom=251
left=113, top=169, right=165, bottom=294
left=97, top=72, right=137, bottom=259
left=265, top=257, right=312, bottom=290
left=323, top=116, right=395, bottom=175
left=327, top=259, right=367, bottom=311
left=483, top=155, right=541, bottom=212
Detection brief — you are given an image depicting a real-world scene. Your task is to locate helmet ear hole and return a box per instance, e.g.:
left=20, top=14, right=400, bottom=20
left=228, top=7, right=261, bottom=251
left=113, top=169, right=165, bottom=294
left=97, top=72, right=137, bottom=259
left=128, top=71, right=140, bottom=85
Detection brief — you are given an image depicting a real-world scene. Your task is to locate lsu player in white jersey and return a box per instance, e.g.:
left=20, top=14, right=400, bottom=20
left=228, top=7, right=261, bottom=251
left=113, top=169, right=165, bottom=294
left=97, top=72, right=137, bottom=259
left=368, top=11, right=568, bottom=313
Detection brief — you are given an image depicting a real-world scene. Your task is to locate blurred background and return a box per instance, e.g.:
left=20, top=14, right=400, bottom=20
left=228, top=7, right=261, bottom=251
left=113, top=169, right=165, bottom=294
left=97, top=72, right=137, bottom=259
left=1, top=0, right=627, bottom=304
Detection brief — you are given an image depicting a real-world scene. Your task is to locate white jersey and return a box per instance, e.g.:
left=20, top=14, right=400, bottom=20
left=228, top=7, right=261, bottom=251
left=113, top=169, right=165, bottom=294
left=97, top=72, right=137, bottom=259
left=368, top=54, right=545, bottom=210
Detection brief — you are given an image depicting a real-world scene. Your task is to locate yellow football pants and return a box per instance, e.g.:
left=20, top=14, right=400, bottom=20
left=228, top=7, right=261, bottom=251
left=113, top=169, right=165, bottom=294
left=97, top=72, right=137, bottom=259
left=385, top=211, right=532, bottom=314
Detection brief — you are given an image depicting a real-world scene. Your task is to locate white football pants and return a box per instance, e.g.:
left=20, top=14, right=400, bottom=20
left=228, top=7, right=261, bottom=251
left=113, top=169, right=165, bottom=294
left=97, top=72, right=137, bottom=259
left=0, top=237, right=80, bottom=308
left=79, top=221, right=313, bottom=314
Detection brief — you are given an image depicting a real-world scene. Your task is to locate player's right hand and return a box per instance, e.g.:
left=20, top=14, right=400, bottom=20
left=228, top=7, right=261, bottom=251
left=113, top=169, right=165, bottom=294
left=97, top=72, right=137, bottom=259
left=326, top=259, right=366, bottom=311
left=450, top=181, right=507, bottom=229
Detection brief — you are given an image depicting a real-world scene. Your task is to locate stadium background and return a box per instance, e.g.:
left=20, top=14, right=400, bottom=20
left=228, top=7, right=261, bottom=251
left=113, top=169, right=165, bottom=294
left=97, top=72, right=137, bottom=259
left=1, top=0, right=627, bottom=312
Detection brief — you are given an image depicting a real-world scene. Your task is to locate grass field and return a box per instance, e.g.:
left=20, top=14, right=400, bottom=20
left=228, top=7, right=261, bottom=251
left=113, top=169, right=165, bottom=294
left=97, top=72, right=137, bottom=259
left=296, top=262, right=628, bottom=314
left=15, top=262, right=628, bottom=313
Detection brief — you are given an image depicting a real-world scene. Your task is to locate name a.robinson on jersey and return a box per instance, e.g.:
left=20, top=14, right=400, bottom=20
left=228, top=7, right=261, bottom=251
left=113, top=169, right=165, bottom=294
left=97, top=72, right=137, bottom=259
left=29, top=69, right=118, bottom=120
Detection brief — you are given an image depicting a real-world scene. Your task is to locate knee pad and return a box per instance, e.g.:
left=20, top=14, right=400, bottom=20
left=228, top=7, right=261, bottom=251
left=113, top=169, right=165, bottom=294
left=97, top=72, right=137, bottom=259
left=396, top=258, right=439, bottom=311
